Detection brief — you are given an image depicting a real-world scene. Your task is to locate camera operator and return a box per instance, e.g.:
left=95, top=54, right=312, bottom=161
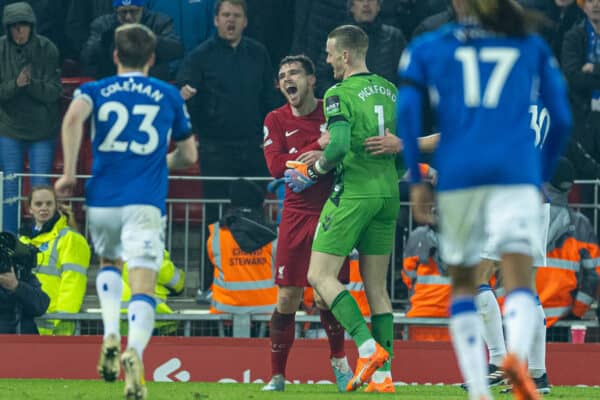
left=20, top=186, right=90, bottom=335
left=0, top=262, right=49, bottom=334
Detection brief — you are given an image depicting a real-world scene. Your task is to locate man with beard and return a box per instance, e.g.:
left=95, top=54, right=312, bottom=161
left=261, top=54, right=353, bottom=392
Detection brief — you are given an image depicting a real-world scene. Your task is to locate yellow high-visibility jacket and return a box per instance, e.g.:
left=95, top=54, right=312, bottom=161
left=21, top=215, right=91, bottom=335
left=121, top=250, right=185, bottom=335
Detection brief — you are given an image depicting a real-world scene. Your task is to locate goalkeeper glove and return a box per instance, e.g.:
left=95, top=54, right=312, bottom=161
left=284, top=160, right=318, bottom=193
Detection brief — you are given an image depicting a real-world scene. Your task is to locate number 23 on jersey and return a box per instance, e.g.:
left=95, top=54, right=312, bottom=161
left=97, top=101, right=166, bottom=155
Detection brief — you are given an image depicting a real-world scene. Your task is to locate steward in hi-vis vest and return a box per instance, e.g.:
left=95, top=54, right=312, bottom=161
left=207, top=179, right=278, bottom=314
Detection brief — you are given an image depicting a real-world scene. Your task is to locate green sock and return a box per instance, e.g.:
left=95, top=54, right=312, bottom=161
left=330, top=290, right=372, bottom=348
left=371, top=313, right=394, bottom=371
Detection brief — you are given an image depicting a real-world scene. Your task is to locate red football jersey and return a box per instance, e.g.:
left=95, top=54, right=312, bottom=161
left=263, top=101, right=334, bottom=215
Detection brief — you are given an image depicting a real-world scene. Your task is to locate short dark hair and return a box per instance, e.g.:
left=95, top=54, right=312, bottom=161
left=328, top=24, right=369, bottom=56
left=215, top=0, right=247, bottom=16
left=278, top=55, right=315, bottom=76
left=114, top=23, right=156, bottom=69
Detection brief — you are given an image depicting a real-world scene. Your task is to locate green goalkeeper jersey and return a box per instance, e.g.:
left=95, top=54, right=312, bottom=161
left=323, top=73, right=399, bottom=199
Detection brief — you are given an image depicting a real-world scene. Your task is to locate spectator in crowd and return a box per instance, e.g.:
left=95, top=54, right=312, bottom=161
left=122, top=250, right=185, bottom=335
left=291, top=0, right=347, bottom=97
left=401, top=199, right=452, bottom=342
left=207, top=179, right=278, bottom=314
left=537, top=157, right=600, bottom=338
left=261, top=55, right=353, bottom=393
left=316, top=0, right=407, bottom=95
left=81, top=0, right=184, bottom=80
left=0, top=2, right=61, bottom=234
left=177, top=0, right=281, bottom=263
left=543, top=0, right=584, bottom=59
left=0, top=0, right=69, bottom=61
left=19, top=186, right=90, bottom=336
left=562, top=0, right=600, bottom=180
left=64, top=0, right=114, bottom=64
left=146, top=0, right=216, bottom=55
left=0, top=233, right=49, bottom=334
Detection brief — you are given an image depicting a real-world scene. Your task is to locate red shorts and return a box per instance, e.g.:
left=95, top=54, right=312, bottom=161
left=275, top=209, right=349, bottom=287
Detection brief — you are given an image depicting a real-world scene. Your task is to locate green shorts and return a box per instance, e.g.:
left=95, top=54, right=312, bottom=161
left=312, top=196, right=399, bottom=256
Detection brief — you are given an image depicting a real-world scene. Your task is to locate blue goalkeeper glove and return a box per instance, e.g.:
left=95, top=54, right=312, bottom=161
left=284, top=161, right=318, bottom=193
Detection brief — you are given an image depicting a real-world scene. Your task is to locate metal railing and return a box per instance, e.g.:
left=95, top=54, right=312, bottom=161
left=36, top=311, right=600, bottom=342
left=2, top=173, right=600, bottom=306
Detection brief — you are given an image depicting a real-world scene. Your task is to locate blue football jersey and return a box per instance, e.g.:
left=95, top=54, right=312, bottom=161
left=398, top=23, right=572, bottom=191
left=74, top=73, right=192, bottom=212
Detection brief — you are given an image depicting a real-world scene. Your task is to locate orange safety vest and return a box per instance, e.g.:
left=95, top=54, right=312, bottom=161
left=537, top=233, right=600, bottom=327
left=402, top=226, right=451, bottom=341
left=207, top=222, right=278, bottom=314
left=346, top=251, right=371, bottom=317
left=494, top=209, right=600, bottom=327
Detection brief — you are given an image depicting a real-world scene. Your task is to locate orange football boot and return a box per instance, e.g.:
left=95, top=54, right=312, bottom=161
left=502, top=353, right=540, bottom=400
left=364, top=377, right=395, bottom=393
left=346, top=343, right=389, bottom=392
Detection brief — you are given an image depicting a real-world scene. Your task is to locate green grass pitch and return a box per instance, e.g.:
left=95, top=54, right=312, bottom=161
left=0, top=381, right=599, bottom=399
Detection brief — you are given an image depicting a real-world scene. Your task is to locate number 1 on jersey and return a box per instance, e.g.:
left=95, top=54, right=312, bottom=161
left=455, top=47, right=520, bottom=108
left=374, top=105, right=385, bottom=136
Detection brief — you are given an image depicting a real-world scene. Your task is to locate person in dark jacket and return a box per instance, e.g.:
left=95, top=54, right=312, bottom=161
left=80, top=0, right=183, bottom=80
left=176, top=0, right=281, bottom=242
left=0, top=249, right=50, bottom=334
left=540, top=0, right=584, bottom=59
left=0, top=2, right=62, bottom=235
left=0, top=0, right=68, bottom=60
left=561, top=0, right=600, bottom=180
left=315, top=0, right=407, bottom=95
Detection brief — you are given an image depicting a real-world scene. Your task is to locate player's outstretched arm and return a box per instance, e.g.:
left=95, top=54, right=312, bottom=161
left=55, top=97, right=92, bottom=198
left=167, top=135, right=198, bottom=170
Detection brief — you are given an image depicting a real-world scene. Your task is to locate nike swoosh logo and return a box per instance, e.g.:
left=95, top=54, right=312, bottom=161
left=285, top=129, right=300, bottom=137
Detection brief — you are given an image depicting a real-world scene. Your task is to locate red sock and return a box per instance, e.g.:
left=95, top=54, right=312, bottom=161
left=269, top=310, right=296, bottom=376
left=320, top=309, right=346, bottom=359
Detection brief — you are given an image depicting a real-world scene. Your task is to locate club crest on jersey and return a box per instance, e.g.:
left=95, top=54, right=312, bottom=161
left=325, top=96, right=341, bottom=115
